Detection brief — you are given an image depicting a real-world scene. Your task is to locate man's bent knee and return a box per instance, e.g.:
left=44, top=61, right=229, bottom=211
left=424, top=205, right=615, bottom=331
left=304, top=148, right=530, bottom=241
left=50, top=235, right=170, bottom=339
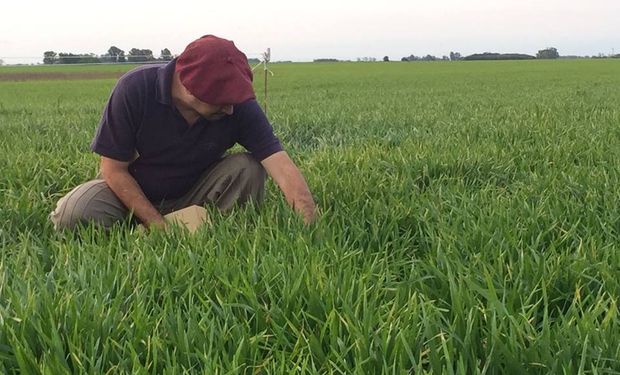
left=50, top=180, right=129, bottom=230
left=224, top=153, right=266, bottom=182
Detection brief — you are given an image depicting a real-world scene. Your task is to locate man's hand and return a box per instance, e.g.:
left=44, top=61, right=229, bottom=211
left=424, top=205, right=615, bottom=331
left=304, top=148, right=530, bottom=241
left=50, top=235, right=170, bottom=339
left=100, top=156, right=167, bottom=228
left=261, top=151, right=317, bottom=224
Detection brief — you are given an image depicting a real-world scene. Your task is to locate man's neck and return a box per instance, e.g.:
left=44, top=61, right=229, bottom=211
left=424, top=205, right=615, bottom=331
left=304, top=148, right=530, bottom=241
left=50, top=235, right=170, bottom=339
left=176, top=106, right=201, bottom=126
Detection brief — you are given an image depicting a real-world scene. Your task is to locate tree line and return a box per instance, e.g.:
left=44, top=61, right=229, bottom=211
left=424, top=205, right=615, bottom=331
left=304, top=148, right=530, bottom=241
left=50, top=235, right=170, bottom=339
left=37, top=46, right=620, bottom=65
left=399, top=48, right=560, bottom=62
left=43, top=46, right=174, bottom=64
left=310, top=48, right=574, bottom=63
left=396, top=47, right=619, bottom=62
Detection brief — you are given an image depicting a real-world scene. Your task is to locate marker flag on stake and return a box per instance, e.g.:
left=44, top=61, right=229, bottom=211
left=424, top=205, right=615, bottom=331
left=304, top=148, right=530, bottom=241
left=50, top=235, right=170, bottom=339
left=252, top=48, right=274, bottom=115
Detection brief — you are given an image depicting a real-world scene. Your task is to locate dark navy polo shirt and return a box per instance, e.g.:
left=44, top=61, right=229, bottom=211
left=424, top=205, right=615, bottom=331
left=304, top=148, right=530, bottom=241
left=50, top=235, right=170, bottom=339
left=91, top=59, right=282, bottom=202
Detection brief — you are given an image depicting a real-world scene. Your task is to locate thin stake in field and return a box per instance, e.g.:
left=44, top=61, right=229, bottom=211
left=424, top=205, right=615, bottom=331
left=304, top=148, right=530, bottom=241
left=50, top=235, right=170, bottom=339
left=252, top=48, right=274, bottom=115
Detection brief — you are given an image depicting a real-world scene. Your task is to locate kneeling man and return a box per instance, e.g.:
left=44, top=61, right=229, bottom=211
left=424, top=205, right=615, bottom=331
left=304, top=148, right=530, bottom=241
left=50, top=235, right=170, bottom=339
left=50, top=35, right=316, bottom=230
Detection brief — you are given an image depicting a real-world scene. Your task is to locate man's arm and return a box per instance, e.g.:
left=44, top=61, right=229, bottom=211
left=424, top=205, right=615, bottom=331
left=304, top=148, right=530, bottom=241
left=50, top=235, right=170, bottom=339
left=261, top=151, right=317, bottom=224
left=99, top=156, right=166, bottom=229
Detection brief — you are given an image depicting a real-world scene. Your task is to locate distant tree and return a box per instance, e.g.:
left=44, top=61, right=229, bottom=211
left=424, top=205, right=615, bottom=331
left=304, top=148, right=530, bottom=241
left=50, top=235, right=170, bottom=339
left=422, top=55, right=437, bottom=61
left=558, top=55, right=580, bottom=59
left=383, top=56, right=389, bottom=62
left=57, top=52, right=100, bottom=64
left=247, top=57, right=260, bottom=64
left=0, top=59, right=3, bottom=66
left=449, top=51, right=463, bottom=61
left=314, top=58, right=340, bottom=62
left=80, top=53, right=101, bottom=64
left=401, top=54, right=419, bottom=62
left=536, top=47, right=559, bottom=59
left=109, top=46, right=126, bottom=62
left=128, top=48, right=141, bottom=62
left=43, top=51, right=57, bottom=64
left=442, top=56, right=450, bottom=61
left=128, top=48, right=154, bottom=62
left=160, top=48, right=173, bottom=61
left=464, top=52, right=535, bottom=61
left=143, top=49, right=155, bottom=61
left=57, top=53, right=77, bottom=64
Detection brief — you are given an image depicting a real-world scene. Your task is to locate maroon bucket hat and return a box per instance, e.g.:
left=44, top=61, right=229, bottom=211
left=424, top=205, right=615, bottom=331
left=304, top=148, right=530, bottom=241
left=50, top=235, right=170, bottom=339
left=176, top=35, right=255, bottom=105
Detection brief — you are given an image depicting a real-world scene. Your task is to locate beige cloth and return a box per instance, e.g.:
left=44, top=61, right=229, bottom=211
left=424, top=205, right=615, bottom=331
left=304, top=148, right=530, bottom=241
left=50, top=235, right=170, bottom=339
left=50, top=153, right=266, bottom=230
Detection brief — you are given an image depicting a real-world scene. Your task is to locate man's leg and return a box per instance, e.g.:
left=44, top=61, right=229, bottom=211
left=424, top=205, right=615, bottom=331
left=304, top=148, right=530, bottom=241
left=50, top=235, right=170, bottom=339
left=165, top=153, right=267, bottom=213
left=50, top=180, right=129, bottom=230
left=50, top=153, right=266, bottom=230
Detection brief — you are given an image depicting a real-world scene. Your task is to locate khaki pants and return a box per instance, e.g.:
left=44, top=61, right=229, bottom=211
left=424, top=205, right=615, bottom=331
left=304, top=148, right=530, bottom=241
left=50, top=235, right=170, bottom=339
left=50, top=153, right=266, bottom=230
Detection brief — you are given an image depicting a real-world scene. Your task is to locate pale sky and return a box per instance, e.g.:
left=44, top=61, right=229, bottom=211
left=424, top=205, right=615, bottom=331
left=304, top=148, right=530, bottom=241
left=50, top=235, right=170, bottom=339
left=0, top=0, right=618, bottom=64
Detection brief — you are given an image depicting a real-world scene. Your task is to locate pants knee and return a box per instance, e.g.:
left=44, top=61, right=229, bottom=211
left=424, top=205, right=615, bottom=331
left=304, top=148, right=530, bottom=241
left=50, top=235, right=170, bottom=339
left=50, top=180, right=128, bottom=230
left=226, top=153, right=266, bottom=182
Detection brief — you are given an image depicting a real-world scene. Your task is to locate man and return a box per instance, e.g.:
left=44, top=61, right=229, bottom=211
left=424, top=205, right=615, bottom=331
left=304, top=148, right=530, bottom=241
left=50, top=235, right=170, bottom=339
left=50, top=35, right=316, bottom=230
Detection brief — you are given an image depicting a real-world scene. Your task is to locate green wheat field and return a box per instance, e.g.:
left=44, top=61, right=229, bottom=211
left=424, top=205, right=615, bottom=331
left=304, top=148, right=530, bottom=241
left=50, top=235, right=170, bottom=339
left=0, top=60, right=619, bottom=374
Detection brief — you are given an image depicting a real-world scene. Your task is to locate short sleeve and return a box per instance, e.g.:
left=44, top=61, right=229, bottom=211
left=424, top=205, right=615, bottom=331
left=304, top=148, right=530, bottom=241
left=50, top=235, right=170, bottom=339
left=235, top=99, right=283, bottom=161
left=90, top=75, right=144, bottom=161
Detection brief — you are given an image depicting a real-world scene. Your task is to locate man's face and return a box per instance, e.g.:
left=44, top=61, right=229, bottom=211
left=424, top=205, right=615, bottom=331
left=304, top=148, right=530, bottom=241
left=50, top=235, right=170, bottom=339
left=173, top=72, right=234, bottom=121
left=188, top=96, right=234, bottom=121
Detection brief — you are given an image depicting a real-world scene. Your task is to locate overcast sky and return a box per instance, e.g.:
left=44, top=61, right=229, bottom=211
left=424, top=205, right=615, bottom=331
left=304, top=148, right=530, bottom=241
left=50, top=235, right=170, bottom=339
left=1, top=0, right=618, bottom=64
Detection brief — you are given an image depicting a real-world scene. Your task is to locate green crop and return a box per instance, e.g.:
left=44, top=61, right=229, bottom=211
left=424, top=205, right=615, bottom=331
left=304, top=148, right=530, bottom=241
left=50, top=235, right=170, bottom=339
left=0, top=60, right=619, bottom=374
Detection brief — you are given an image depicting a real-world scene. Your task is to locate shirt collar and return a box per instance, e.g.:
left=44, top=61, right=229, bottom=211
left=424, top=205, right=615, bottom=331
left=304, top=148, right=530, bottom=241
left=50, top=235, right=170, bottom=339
left=155, top=59, right=177, bottom=106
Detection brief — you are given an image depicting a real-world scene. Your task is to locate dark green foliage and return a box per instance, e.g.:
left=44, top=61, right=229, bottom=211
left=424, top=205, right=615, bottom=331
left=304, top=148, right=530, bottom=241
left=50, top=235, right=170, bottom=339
left=127, top=48, right=155, bottom=63
left=464, top=52, right=536, bottom=60
left=160, top=48, right=173, bottom=61
left=43, top=51, right=57, bottom=65
left=537, top=47, right=560, bottom=59
left=56, top=53, right=101, bottom=64
left=100, top=46, right=126, bottom=63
